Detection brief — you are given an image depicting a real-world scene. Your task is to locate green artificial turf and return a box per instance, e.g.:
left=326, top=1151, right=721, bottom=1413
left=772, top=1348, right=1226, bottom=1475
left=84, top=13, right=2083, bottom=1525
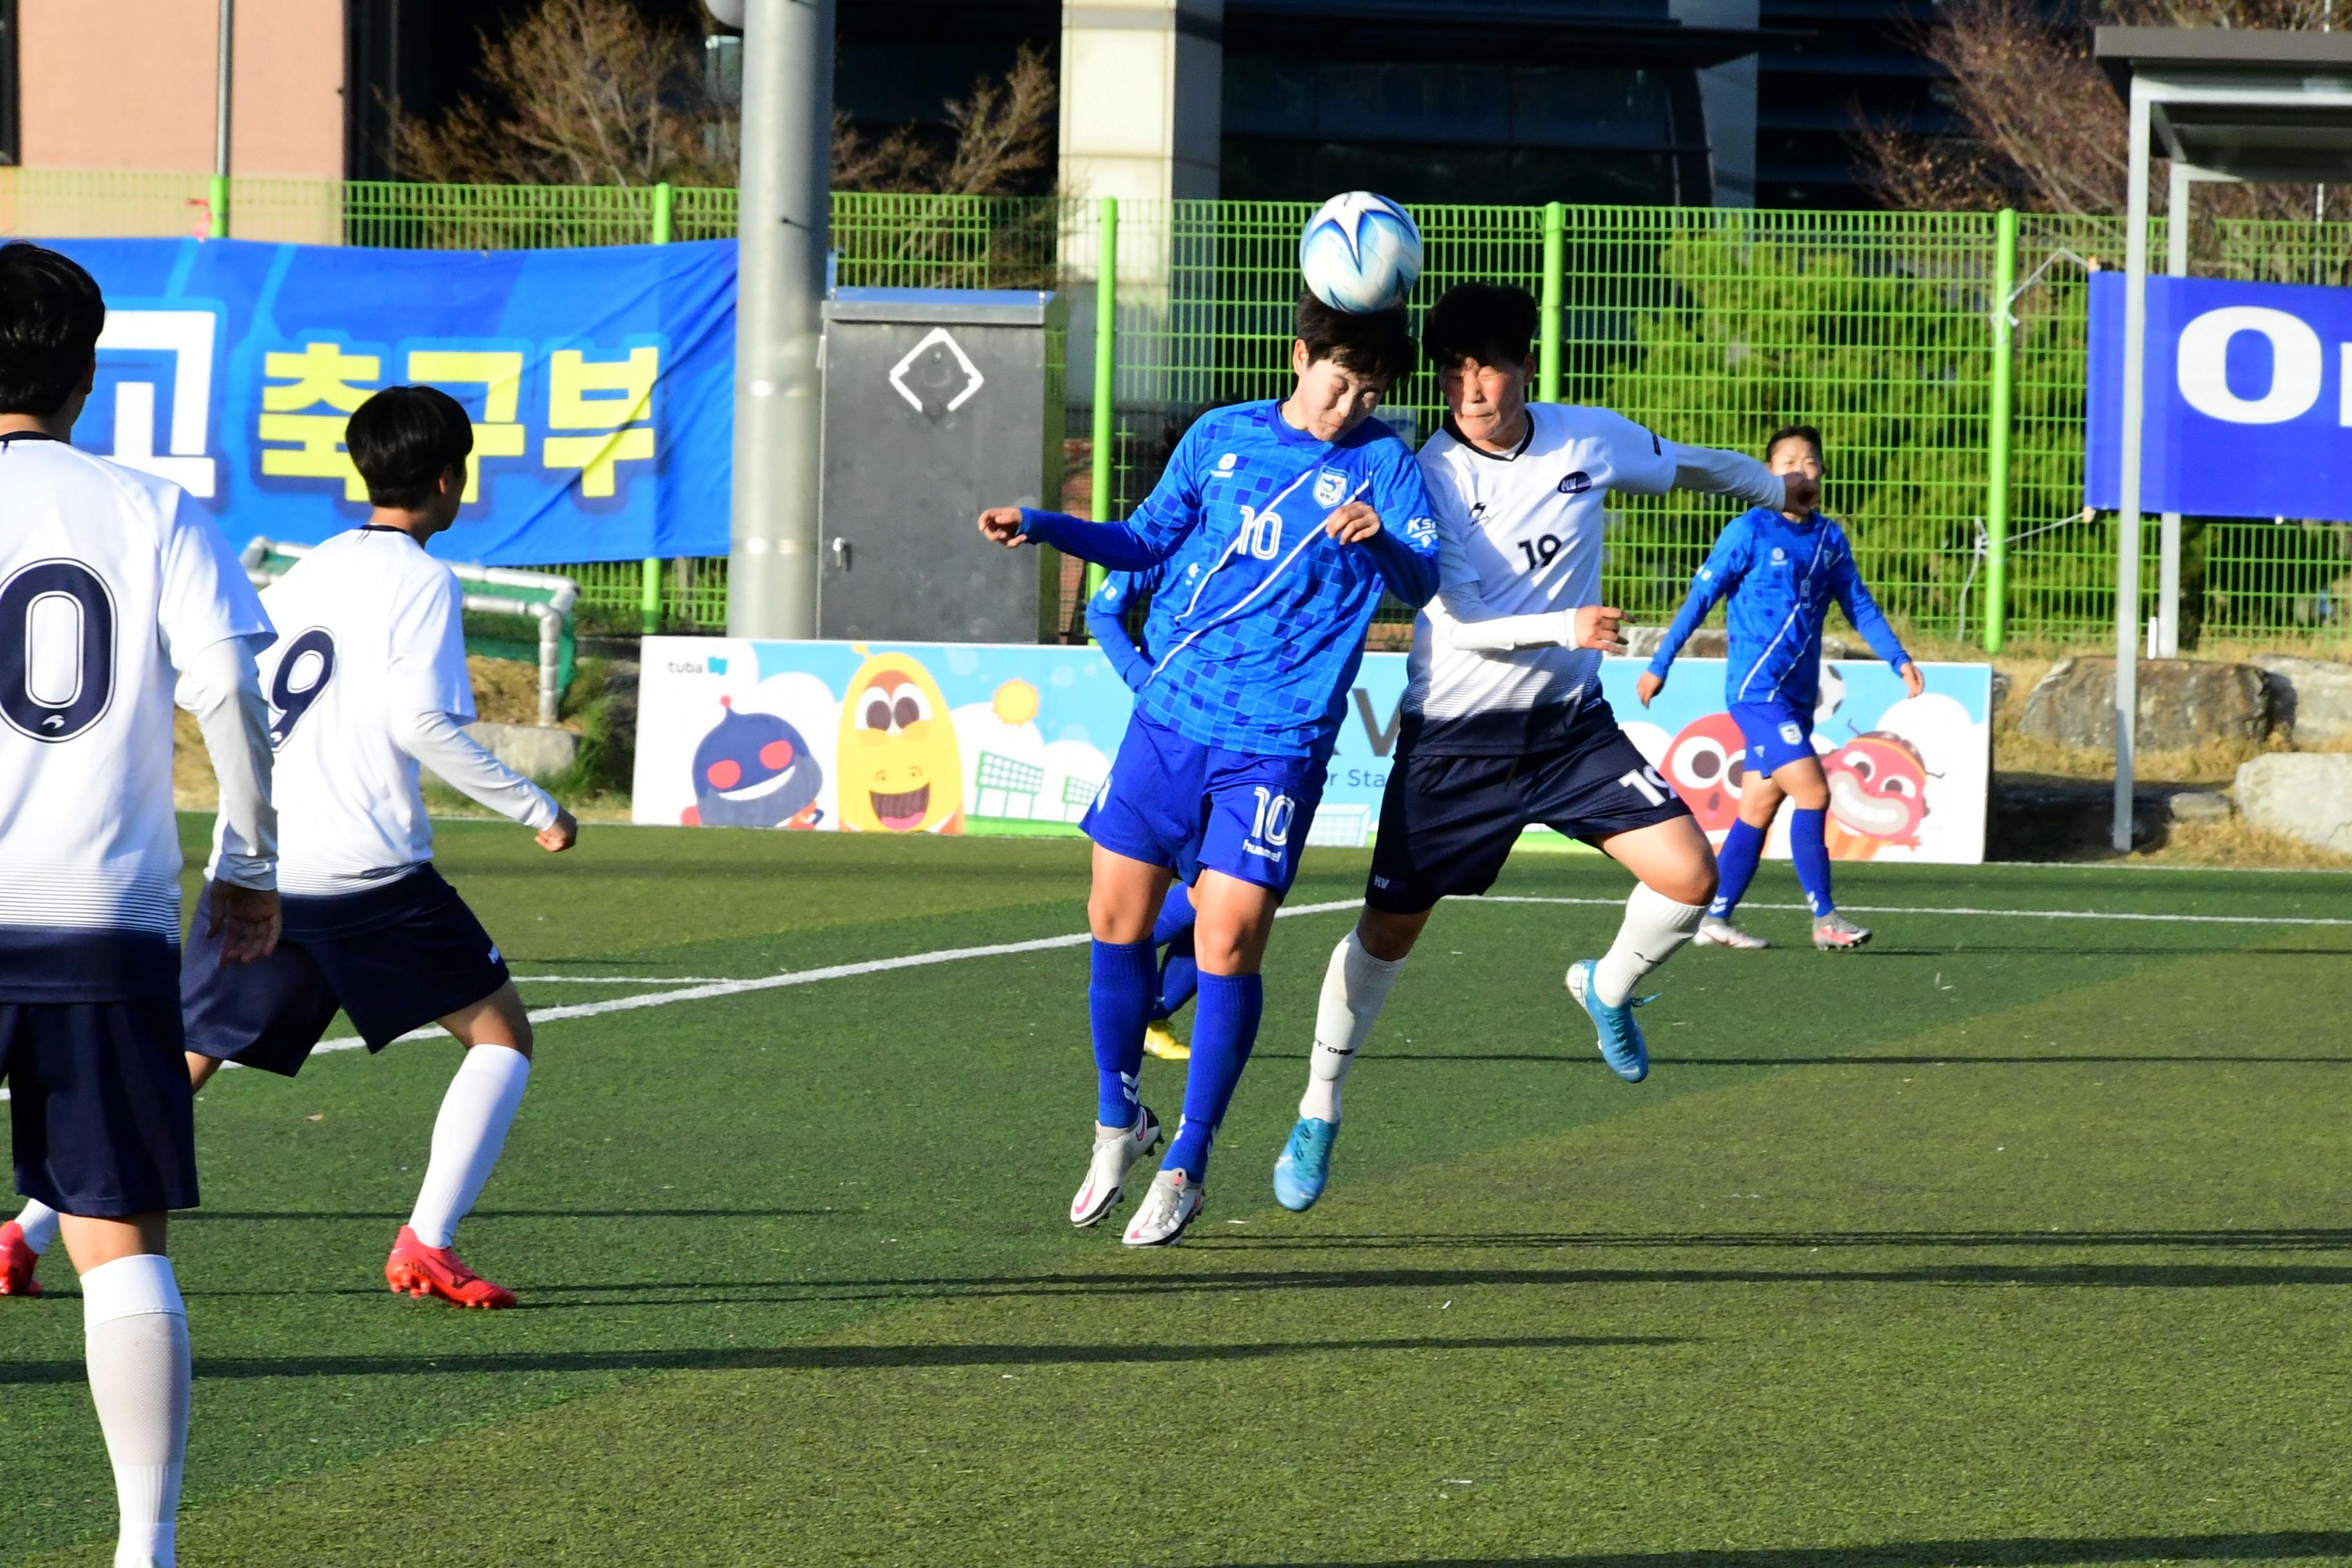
left=6, top=823, right=2352, bottom=1565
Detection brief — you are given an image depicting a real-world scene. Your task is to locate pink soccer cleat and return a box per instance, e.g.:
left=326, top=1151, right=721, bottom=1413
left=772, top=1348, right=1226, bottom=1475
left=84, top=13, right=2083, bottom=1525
left=0, top=1222, right=41, bottom=1297
left=385, top=1225, right=516, bottom=1309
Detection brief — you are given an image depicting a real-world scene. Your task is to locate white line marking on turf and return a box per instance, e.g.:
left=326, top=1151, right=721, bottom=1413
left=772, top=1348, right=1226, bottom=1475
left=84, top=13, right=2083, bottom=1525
left=8, top=891, right=2340, bottom=1103
left=508, top=975, right=734, bottom=984
left=1476, top=896, right=2352, bottom=927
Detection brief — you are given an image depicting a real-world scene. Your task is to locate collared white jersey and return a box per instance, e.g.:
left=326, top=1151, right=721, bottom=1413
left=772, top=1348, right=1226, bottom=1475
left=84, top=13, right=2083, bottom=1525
left=0, top=434, right=271, bottom=1002
left=1404, top=404, right=1679, bottom=752
left=222, top=527, right=477, bottom=895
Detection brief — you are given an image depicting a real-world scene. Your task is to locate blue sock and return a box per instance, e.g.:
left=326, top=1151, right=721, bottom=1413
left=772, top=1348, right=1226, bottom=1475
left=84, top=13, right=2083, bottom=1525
left=1711, top=818, right=1766, bottom=919
left=1790, top=807, right=1834, bottom=917
left=1162, top=972, right=1263, bottom=1182
left=1089, top=939, right=1157, bottom=1126
left=1150, top=885, right=1195, bottom=946
left=1155, top=931, right=1199, bottom=1020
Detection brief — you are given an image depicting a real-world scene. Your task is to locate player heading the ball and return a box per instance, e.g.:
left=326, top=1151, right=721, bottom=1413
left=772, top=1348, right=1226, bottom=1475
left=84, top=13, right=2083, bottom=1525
left=1271, top=280, right=1820, bottom=1214
left=979, top=291, right=1439, bottom=1246
left=1638, top=424, right=1922, bottom=952
left=0, top=240, right=282, bottom=1568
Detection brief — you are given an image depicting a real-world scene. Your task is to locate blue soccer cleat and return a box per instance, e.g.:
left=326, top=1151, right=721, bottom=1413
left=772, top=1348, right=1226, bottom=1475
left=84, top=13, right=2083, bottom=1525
left=1566, top=959, right=1651, bottom=1083
left=1273, top=1117, right=1339, bottom=1211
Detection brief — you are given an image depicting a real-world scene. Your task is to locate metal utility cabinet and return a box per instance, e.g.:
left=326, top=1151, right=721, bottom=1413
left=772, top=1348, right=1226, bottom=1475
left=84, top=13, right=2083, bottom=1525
left=818, top=288, right=1064, bottom=642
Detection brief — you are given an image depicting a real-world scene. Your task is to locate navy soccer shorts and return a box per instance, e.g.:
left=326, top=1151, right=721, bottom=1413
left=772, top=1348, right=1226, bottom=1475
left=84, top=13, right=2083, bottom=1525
left=1083, top=713, right=1329, bottom=896
left=182, top=867, right=512, bottom=1077
left=1728, top=698, right=1818, bottom=776
left=1366, top=698, right=1691, bottom=914
left=1, top=999, right=197, bottom=1216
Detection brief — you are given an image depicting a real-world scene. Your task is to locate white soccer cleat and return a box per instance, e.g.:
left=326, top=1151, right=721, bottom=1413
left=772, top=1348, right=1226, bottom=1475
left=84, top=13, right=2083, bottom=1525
left=1694, top=916, right=1770, bottom=950
left=1070, top=1107, right=1161, bottom=1228
left=1121, top=1169, right=1204, bottom=1248
left=1812, top=912, right=1873, bottom=951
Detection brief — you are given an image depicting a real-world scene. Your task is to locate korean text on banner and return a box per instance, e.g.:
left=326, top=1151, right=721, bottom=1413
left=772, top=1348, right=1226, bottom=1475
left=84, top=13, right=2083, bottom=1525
left=48, top=237, right=737, bottom=565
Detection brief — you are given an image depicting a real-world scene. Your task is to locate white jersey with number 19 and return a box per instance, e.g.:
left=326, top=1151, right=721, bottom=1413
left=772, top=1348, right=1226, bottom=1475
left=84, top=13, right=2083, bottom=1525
left=232, top=527, right=495, bottom=897
left=0, top=433, right=271, bottom=1002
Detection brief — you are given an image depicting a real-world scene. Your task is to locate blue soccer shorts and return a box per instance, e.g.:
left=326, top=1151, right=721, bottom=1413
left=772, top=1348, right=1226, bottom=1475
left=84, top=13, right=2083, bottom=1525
left=1, top=999, right=197, bottom=1216
left=1728, top=698, right=1819, bottom=777
left=1366, top=698, right=1690, bottom=914
left=182, top=867, right=511, bottom=1076
left=1083, top=713, right=1329, bottom=895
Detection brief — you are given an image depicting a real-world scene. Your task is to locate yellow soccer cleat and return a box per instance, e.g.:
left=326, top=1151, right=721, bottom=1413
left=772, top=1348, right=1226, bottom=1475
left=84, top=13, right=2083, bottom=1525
left=1142, top=1020, right=1191, bottom=1061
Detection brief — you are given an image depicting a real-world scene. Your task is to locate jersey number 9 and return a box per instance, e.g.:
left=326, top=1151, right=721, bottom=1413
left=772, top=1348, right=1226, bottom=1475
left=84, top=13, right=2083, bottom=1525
left=269, top=628, right=338, bottom=748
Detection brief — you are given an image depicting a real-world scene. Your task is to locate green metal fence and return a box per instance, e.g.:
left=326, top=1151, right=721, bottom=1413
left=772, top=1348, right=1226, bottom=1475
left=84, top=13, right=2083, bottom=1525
left=11, top=165, right=2352, bottom=647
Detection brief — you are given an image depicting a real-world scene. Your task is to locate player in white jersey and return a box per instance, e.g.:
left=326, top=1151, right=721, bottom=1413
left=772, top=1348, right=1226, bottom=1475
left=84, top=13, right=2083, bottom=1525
left=1269, top=282, right=1816, bottom=1211
left=0, top=243, right=281, bottom=1568
left=7, top=386, right=577, bottom=1311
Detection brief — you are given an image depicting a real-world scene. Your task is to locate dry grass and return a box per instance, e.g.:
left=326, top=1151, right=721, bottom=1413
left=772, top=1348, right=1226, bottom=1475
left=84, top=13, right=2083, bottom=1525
left=2133, top=816, right=2352, bottom=870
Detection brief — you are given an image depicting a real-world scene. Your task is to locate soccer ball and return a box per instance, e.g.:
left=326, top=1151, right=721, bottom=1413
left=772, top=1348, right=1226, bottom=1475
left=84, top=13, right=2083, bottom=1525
left=1298, top=191, right=1423, bottom=314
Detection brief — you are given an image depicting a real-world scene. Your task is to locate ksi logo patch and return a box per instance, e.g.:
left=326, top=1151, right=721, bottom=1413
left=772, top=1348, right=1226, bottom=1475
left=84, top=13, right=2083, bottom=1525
left=1314, top=468, right=1349, bottom=509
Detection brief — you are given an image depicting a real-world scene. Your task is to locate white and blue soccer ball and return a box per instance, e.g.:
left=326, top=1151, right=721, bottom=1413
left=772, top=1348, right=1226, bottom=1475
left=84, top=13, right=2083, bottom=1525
left=1298, top=191, right=1423, bottom=314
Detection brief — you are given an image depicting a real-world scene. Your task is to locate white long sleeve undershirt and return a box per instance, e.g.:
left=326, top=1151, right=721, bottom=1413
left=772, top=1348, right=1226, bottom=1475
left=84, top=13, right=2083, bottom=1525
left=175, top=638, right=277, bottom=890
left=391, top=709, right=561, bottom=831
left=1433, top=442, right=1790, bottom=655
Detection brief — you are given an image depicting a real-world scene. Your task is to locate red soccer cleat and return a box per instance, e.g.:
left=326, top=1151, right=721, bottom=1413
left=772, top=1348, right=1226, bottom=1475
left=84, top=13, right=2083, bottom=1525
left=0, top=1222, right=41, bottom=1297
left=384, top=1225, right=515, bottom=1309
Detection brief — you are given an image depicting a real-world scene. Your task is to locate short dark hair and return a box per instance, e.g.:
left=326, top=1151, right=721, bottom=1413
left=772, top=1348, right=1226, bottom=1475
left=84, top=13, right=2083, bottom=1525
left=0, top=243, right=107, bottom=418
left=1423, top=282, right=1538, bottom=372
left=347, top=385, right=474, bottom=509
left=1766, top=423, right=1823, bottom=464
left=1294, top=291, right=1416, bottom=386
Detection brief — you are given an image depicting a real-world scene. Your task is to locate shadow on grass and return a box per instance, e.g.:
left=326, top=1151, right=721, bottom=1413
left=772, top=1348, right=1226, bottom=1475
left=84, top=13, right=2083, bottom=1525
left=0, top=1333, right=1683, bottom=1386
left=182, top=1209, right=830, bottom=1222
left=1248, top=1052, right=2352, bottom=1067
left=1215, top=1534, right=2352, bottom=1567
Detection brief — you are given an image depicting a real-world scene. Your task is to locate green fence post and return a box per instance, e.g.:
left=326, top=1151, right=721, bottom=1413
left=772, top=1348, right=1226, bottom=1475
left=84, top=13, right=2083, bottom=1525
left=641, top=181, right=676, bottom=636
left=1538, top=202, right=1565, bottom=404
left=1086, top=197, right=1118, bottom=612
left=1984, top=207, right=2018, bottom=654
left=208, top=174, right=230, bottom=240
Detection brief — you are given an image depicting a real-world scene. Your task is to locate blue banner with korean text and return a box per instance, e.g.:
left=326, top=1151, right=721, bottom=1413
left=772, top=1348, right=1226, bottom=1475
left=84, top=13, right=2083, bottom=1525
left=2085, top=270, right=2352, bottom=523
left=41, top=237, right=735, bottom=564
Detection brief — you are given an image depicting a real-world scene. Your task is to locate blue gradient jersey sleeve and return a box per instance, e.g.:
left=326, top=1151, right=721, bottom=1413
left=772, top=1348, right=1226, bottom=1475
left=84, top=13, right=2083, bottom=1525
left=1086, top=564, right=1166, bottom=691
left=1355, top=440, right=1442, bottom=607
left=1829, top=545, right=1911, bottom=670
left=1646, top=514, right=1756, bottom=677
left=1018, top=426, right=1206, bottom=571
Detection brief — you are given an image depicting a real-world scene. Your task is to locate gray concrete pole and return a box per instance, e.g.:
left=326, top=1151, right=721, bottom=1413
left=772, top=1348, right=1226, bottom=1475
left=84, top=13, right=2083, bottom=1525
left=727, top=0, right=833, bottom=639
left=2113, top=79, right=2152, bottom=852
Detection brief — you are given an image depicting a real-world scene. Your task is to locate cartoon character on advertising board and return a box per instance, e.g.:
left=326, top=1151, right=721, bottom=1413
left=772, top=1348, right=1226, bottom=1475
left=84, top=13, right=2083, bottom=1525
left=836, top=651, right=966, bottom=834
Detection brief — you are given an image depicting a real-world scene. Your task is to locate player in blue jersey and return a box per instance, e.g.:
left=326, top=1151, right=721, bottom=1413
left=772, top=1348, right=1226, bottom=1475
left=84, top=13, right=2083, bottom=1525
left=980, top=293, right=1439, bottom=1246
left=1084, top=564, right=1196, bottom=1063
left=1638, top=424, right=1923, bottom=950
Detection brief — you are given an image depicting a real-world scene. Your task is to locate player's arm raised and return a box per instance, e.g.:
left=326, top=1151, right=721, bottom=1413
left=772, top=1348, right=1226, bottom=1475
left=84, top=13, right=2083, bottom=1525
left=1322, top=450, right=1440, bottom=607
left=980, top=427, right=1205, bottom=568
left=1638, top=518, right=1752, bottom=707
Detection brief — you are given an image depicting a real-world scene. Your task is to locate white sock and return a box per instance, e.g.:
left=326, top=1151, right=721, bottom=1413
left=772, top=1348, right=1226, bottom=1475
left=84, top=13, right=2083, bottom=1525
left=1592, top=884, right=1709, bottom=1008
left=15, top=1198, right=59, bottom=1254
left=1300, top=932, right=1407, bottom=1125
left=81, top=1254, right=190, bottom=1568
left=406, top=1044, right=531, bottom=1250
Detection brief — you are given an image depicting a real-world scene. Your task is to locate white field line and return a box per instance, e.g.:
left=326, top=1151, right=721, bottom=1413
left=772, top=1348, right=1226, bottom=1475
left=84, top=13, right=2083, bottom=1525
left=1476, top=895, right=2352, bottom=928
left=6, top=892, right=2342, bottom=1101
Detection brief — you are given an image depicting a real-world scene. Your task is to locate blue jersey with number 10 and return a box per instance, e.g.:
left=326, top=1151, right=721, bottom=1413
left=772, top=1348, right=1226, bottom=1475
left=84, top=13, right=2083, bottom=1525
left=1023, top=400, right=1438, bottom=757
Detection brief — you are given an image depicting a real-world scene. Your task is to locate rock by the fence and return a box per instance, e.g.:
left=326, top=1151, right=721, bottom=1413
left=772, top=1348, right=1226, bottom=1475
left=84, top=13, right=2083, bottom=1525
left=2166, top=789, right=2232, bottom=824
left=2254, top=655, right=2352, bottom=747
left=1990, top=669, right=2012, bottom=713
left=464, top=721, right=578, bottom=780
left=2235, top=752, right=2352, bottom=854
left=2014, top=656, right=2273, bottom=752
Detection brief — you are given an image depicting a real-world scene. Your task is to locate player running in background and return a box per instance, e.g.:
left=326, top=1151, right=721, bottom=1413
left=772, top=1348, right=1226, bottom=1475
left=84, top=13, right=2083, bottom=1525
left=1273, top=281, right=1806, bottom=1212
left=7, top=386, right=579, bottom=1310
left=1636, top=424, right=1922, bottom=951
left=981, top=293, right=1438, bottom=1246
left=0, top=242, right=281, bottom=1568
left=1085, top=564, right=1195, bottom=1063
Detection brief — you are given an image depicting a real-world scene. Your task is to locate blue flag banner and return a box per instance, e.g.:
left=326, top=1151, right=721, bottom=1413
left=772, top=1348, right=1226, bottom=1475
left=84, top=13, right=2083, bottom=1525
left=2086, top=270, right=2352, bottom=522
left=41, top=237, right=737, bottom=564
left=633, top=638, right=1994, bottom=864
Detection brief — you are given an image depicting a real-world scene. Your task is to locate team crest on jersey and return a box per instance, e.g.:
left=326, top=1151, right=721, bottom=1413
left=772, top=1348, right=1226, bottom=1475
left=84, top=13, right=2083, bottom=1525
left=1558, top=470, right=1592, bottom=495
left=1771, top=547, right=1788, bottom=563
left=1779, top=721, right=1804, bottom=745
left=1313, top=468, right=1349, bottom=509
